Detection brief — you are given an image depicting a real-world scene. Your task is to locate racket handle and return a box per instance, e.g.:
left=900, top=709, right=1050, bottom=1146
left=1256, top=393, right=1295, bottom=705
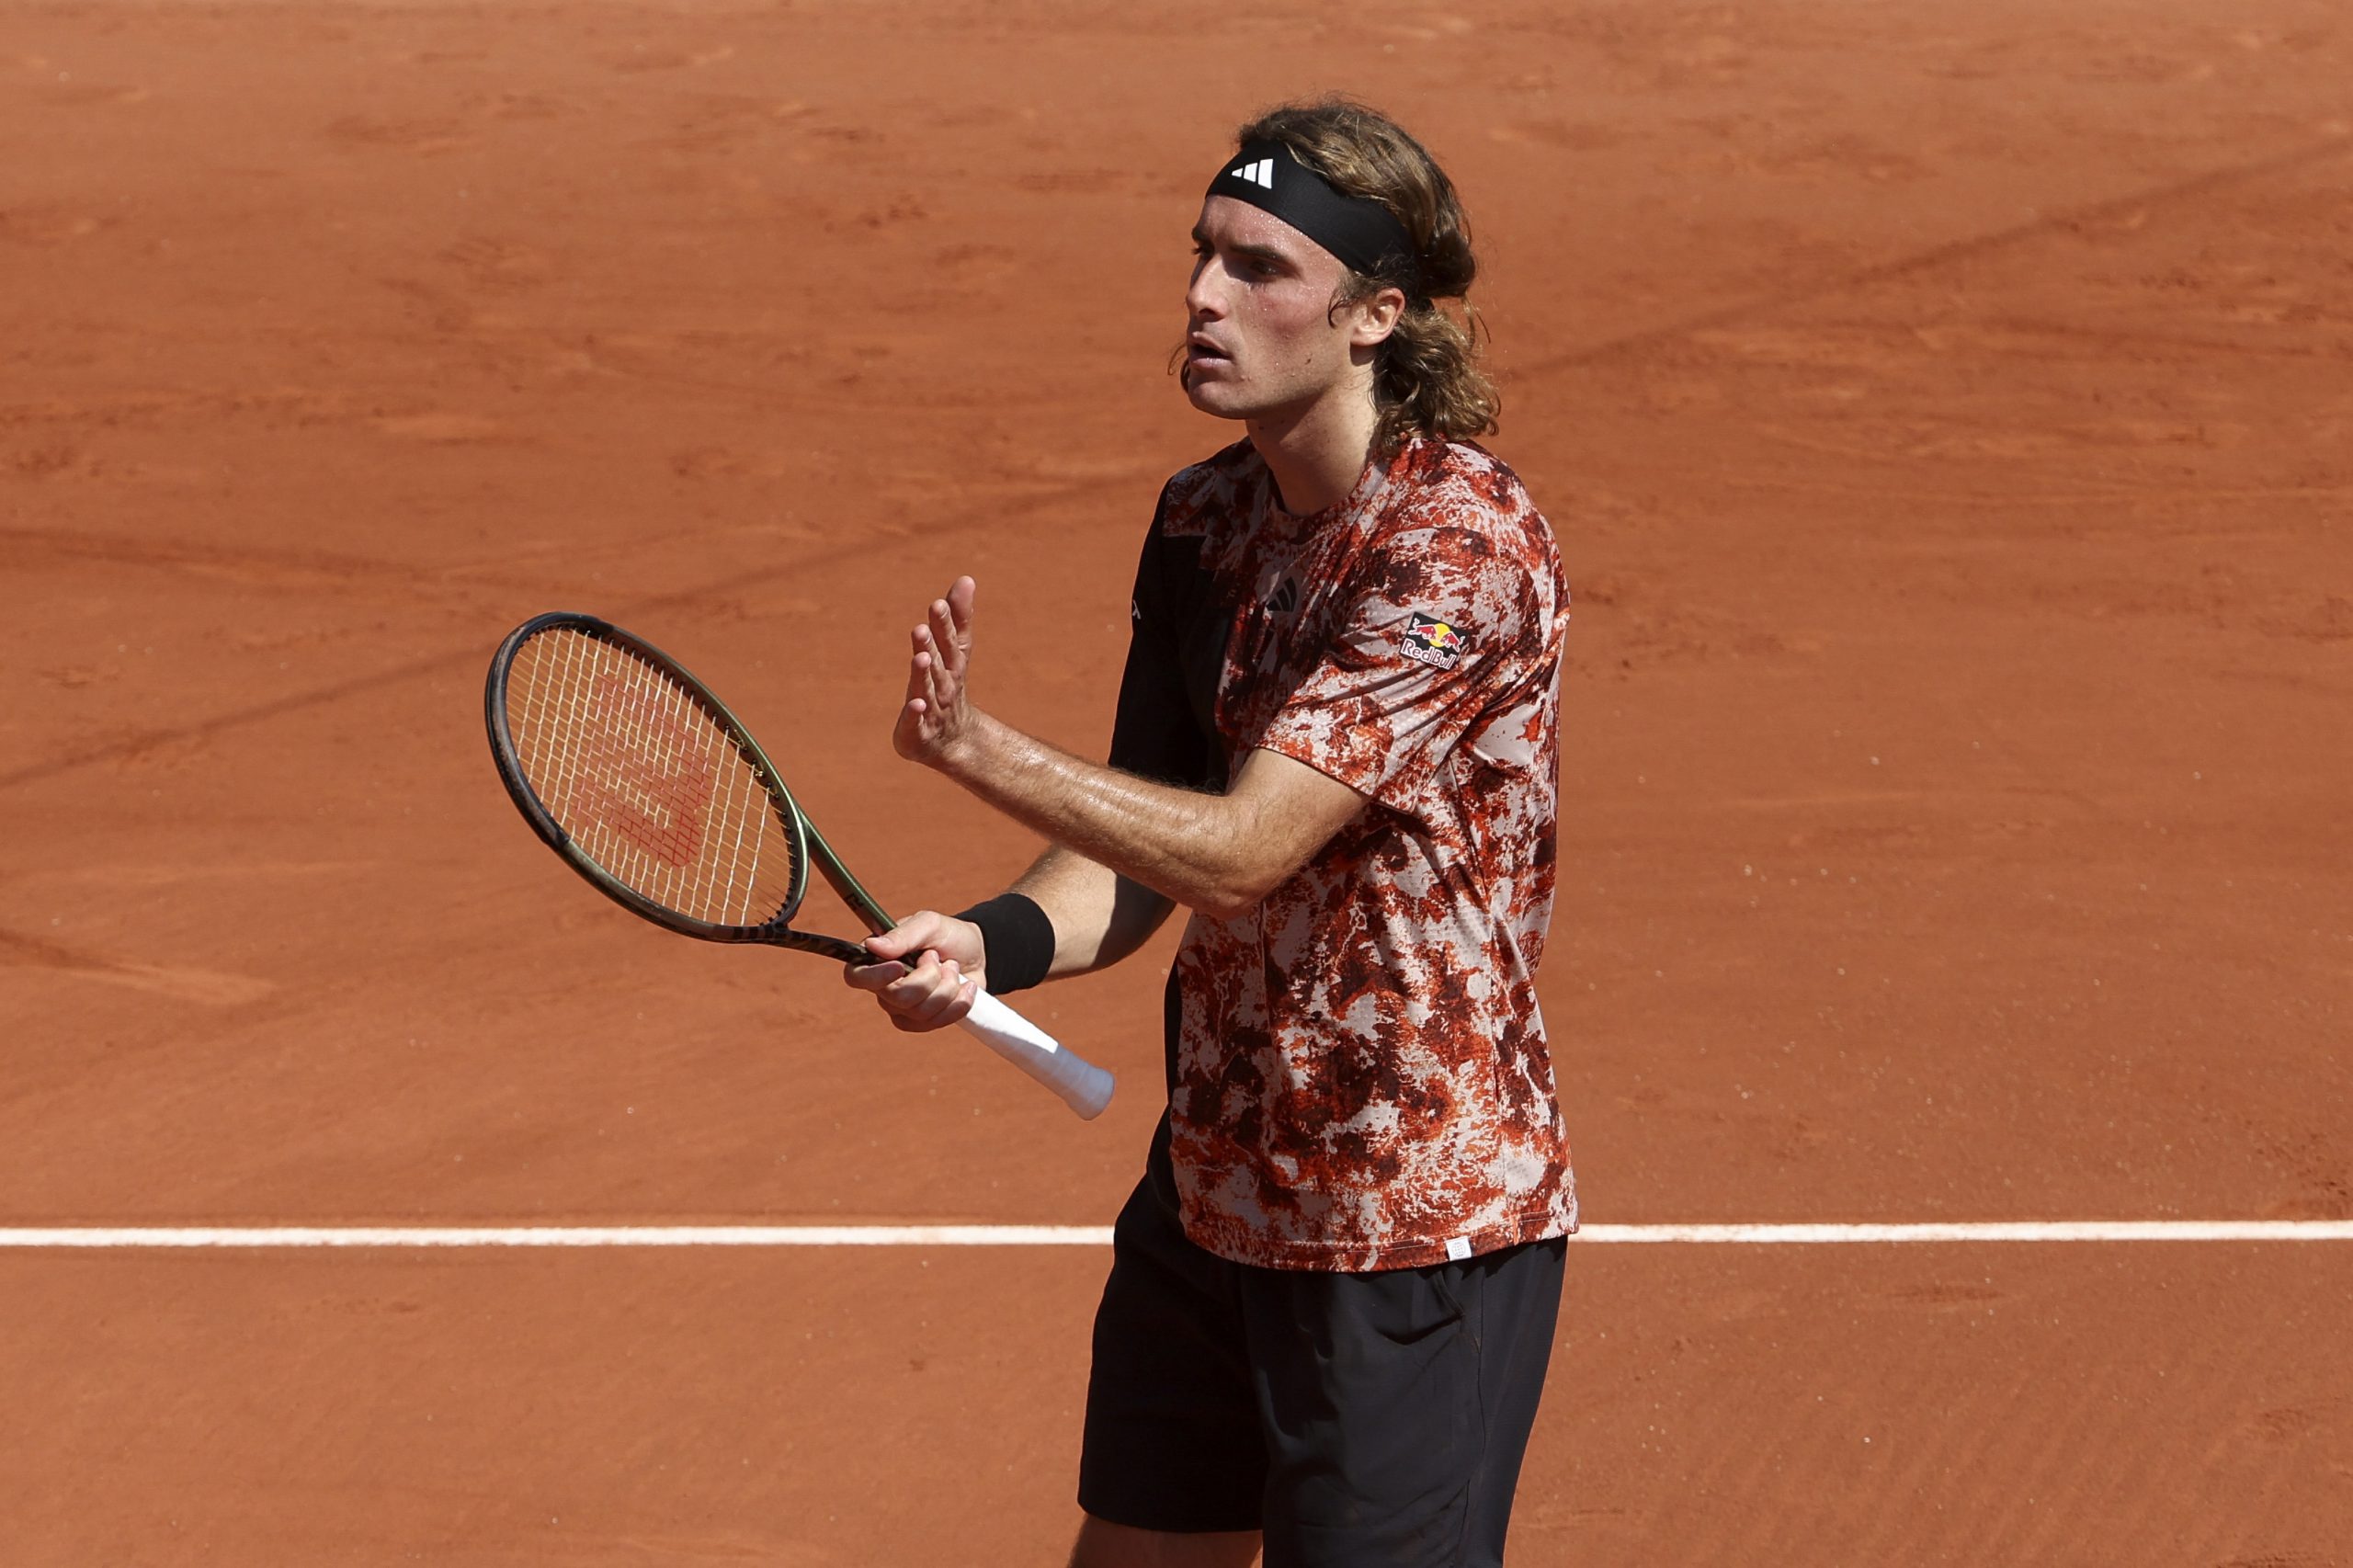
left=959, top=988, right=1116, bottom=1119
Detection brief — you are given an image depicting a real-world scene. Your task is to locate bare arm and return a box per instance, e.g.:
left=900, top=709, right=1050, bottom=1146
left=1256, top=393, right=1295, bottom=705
left=897, top=578, right=1366, bottom=921
left=847, top=576, right=1360, bottom=1033
left=843, top=846, right=1172, bottom=1029
left=1011, top=846, right=1176, bottom=978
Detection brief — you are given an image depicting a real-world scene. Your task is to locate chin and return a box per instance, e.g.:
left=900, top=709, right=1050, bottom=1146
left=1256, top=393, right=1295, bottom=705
left=1182, top=376, right=1257, bottom=423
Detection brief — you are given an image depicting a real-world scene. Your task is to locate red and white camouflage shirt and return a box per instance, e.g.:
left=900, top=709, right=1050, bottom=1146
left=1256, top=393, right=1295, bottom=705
left=1108, top=436, right=1575, bottom=1270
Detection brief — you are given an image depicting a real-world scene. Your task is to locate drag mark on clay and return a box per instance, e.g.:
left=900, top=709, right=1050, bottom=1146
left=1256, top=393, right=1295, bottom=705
left=1529, top=130, right=2353, bottom=376
left=39, top=859, right=378, bottom=890
left=367, top=412, right=509, bottom=443
left=0, top=206, right=109, bottom=246
left=0, top=927, right=275, bottom=1005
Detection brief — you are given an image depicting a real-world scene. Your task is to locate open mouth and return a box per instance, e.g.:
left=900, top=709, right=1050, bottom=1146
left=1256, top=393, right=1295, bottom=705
left=1186, top=335, right=1233, bottom=367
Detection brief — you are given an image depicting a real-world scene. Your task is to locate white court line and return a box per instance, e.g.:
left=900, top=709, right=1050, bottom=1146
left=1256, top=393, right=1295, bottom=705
left=0, top=1221, right=2349, bottom=1249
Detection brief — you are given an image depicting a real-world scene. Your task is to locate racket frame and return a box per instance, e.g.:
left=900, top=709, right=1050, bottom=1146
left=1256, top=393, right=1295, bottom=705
left=485, top=611, right=887, bottom=965
left=485, top=610, right=1117, bottom=1119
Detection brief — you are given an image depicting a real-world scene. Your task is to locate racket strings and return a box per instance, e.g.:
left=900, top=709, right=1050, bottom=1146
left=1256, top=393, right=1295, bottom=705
left=506, top=628, right=798, bottom=926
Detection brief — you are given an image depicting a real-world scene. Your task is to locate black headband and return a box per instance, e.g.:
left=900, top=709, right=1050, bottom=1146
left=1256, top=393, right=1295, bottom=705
left=1206, top=139, right=1422, bottom=294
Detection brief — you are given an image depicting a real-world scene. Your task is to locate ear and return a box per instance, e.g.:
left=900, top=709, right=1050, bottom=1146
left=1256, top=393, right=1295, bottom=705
left=1345, top=285, right=1408, bottom=349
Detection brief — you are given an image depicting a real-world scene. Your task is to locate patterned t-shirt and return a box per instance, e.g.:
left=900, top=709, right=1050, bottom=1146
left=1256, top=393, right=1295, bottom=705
left=1108, top=436, right=1576, bottom=1270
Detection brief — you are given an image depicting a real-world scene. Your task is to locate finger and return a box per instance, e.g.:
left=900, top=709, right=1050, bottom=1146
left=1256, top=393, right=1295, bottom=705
left=866, top=911, right=947, bottom=962
left=903, top=631, right=932, bottom=705
left=948, top=576, right=976, bottom=643
left=903, top=980, right=977, bottom=1032
left=877, top=948, right=944, bottom=1005
left=913, top=627, right=952, bottom=710
left=929, top=597, right=962, bottom=677
left=938, top=970, right=979, bottom=1027
left=884, top=975, right=966, bottom=1031
left=863, top=924, right=924, bottom=962
left=890, top=694, right=927, bottom=761
left=843, top=957, right=912, bottom=994
left=908, top=641, right=947, bottom=716
left=901, top=960, right=971, bottom=1028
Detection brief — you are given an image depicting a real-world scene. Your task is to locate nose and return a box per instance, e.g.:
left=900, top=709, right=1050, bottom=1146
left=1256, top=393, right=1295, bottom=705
left=1186, top=253, right=1229, bottom=322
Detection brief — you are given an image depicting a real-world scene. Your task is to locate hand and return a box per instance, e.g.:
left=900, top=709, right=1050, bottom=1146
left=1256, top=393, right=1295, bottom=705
left=893, top=575, right=978, bottom=770
left=843, top=909, right=985, bottom=1032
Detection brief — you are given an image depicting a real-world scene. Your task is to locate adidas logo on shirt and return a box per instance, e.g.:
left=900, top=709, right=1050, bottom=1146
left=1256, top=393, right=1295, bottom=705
left=1267, top=577, right=1300, bottom=615
left=1228, top=157, right=1276, bottom=189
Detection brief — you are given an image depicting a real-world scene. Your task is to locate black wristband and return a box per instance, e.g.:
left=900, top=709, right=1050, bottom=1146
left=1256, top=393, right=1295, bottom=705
left=954, top=892, right=1056, bottom=996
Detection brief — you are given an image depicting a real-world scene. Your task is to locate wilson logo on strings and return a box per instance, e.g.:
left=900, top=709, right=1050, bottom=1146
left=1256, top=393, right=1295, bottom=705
left=567, top=673, right=719, bottom=867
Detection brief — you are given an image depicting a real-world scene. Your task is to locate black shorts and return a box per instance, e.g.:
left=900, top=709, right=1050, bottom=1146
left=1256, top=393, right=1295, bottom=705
left=1078, top=1139, right=1566, bottom=1568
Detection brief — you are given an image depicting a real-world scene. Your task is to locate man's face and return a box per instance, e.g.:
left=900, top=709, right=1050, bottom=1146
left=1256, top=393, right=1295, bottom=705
left=1182, top=196, right=1370, bottom=424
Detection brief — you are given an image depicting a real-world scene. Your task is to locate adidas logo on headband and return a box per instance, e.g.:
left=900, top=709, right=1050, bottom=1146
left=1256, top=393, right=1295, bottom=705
left=1209, top=139, right=1423, bottom=295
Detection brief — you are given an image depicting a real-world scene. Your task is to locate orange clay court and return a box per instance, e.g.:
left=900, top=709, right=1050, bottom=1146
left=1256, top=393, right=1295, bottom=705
left=3, top=1, right=2349, bottom=1562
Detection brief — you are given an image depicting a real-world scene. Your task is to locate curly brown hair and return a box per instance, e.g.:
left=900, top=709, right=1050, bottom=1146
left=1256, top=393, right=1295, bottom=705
left=1234, top=99, right=1500, bottom=449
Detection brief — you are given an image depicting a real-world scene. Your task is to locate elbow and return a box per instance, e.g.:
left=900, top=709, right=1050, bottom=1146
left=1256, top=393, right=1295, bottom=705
left=1191, top=890, right=1256, bottom=923
left=1189, top=863, right=1283, bottom=923
left=1192, top=889, right=1263, bottom=923
left=1180, top=796, right=1322, bottom=920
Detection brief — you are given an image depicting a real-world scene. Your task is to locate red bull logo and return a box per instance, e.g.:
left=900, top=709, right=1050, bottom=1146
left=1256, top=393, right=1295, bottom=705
left=1400, top=612, right=1470, bottom=670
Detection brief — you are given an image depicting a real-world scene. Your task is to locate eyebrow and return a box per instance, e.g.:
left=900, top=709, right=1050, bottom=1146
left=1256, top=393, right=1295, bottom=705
left=1191, top=226, right=1293, bottom=269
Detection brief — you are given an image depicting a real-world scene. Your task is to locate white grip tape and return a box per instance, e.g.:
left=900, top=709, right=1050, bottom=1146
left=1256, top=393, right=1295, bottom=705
left=958, top=987, right=1116, bottom=1119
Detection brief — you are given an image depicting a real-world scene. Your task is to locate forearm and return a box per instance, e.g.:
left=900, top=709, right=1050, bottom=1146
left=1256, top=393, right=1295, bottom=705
left=1008, top=846, right=1176, bottom=978
left=895, top=576, right=1362, bottom=923
left=941, top=710, right=1273, bottom=919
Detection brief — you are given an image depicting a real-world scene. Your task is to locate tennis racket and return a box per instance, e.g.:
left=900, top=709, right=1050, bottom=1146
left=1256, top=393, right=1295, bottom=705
left=483, top=611, right=1114, bottom=1119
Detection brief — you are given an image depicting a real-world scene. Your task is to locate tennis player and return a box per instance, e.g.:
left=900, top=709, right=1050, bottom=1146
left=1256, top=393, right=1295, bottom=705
left=848, top=100, right=1574, bottom=1568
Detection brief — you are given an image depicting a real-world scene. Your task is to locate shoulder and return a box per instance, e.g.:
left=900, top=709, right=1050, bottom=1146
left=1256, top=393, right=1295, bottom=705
left=1370, top=441, right=1560, bottom=602
left=1154, top=439, right=1264, bottom=540
left=1389, top=440, right=1552, bottom=553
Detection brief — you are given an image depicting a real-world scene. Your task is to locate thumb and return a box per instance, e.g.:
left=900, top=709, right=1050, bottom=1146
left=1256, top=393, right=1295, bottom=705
left=862, top=913, right=941, bottom=963
left=862, top=929, right=918, bottom=964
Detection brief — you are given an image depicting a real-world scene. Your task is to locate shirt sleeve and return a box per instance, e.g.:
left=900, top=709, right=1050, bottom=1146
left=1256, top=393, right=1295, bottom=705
left=1108, top=491, right=1218, bottom=791
left=1253, top=521, right=1545, bottom=813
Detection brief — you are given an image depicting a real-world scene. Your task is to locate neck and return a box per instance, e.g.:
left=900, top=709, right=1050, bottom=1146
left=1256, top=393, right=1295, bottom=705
left=1246, top=381, right=1382, bottom=517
